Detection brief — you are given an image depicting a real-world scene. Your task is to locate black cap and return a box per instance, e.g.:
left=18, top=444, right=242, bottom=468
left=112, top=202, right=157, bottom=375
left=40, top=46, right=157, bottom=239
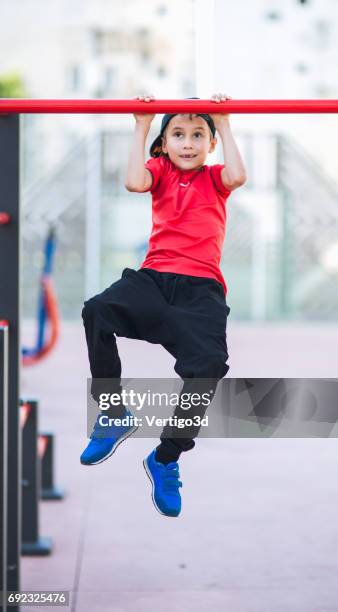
left=149, top=97, right=216, bottom=158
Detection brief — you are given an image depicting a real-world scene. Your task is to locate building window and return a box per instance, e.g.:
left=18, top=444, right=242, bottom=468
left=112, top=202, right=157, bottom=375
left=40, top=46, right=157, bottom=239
left=315, top=20, right=330, bottom=49
left=104, top=67, right=116, bottom=91
left=137, top=27, right=150, bottom=38
left=141, top=49, right=150, bottom=62
left=295, top=62, right=309, bottom=74
left=90, top=30, right=100, bottom=56
left=158, top=65, right=167, bottom=78
left=91, top=29, right=124, bottom=55
left=315, top=84, right=330, bottom=97
left=156, top=5, right=167, bottom=16
left=265, top=11, right=282, bottom=21
left=67, top=65, right=82, bottom=92
left=138, top=28, right=151, bottom=62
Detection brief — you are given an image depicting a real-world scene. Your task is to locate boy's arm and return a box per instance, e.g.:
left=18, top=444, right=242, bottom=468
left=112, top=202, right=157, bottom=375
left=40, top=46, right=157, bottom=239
left=124, top=95, right=155, bottom=192
left=209, top=94, right=247, bottom=191
left=217, top=118, right=247, bottom=191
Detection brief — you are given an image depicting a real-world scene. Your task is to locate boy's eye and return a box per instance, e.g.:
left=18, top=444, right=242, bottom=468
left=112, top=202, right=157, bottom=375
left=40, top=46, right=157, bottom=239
left=173, top=132, right=203, bottom=137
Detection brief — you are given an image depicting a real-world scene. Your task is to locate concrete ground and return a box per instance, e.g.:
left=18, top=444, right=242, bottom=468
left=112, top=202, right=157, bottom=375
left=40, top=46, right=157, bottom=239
left=20, top=321, right=338, bottom=612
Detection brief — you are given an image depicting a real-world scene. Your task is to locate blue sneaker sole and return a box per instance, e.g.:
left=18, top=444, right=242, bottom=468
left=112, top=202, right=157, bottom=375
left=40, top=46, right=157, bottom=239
left=143, top=458, right=180, bottom=518
left=81, top=424, right=139, bottom=466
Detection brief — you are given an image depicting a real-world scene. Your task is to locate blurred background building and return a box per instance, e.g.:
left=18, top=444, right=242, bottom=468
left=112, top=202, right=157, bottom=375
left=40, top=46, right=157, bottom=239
left=4, top=3, right=336, bottom=606
left=201, top=0, right=338, bottom=320
left=0, top=0, right=337, bottom=321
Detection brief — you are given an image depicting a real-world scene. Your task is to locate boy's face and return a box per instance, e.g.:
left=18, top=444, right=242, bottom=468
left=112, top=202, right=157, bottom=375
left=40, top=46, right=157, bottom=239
left=161, top=114, right=217, bottom=170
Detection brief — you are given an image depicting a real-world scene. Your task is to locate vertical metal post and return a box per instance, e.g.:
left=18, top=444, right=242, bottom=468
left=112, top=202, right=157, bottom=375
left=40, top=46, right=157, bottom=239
left=21, top=401, right=52, bottom=556
left=279, top=189, right=293, bottom=317
left=276, top=136, right=290, bottom=318
left=0, top=114, right=21, bottom=605
left=251, top=215, right=267, bottom=320
left=276, top=137, right=293, bottom=318
left=40, top=433, right=65, bottom=501
left=0, top=324, right=9, bottom=612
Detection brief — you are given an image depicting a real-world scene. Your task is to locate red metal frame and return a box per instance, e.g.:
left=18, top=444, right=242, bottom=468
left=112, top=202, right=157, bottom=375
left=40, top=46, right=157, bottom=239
left=22, top=277, right=60, bottom=367
left=0, top=99, right=338, bottom=114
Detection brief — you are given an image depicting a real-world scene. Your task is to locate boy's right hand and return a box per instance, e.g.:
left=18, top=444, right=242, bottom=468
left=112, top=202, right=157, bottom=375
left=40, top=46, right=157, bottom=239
left=133, top=94, right=156, bottom=126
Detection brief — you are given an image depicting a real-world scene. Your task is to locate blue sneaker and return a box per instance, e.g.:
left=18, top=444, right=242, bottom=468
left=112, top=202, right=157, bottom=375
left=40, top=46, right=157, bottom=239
left=80, top=409, right=138, bottom=466
left=143, top=449, right=183, bottom=517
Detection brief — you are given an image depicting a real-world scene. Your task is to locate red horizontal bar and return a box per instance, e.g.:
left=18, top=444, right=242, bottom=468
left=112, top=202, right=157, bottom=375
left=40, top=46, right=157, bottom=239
left=0, top=99, right=338, bottom=114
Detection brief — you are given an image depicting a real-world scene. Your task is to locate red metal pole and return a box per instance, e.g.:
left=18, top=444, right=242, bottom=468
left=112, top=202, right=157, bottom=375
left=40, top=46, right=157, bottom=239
left=0, top=99, right=338, bottom=114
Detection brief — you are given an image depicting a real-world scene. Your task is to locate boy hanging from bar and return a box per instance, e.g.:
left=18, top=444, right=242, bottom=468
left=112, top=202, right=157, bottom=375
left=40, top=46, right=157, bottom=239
left=80, top=93, right=246, bottom=517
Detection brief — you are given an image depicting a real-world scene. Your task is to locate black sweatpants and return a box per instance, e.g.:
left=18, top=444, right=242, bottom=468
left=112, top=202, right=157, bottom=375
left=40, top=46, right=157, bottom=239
left=81, top=267, right=230, bottom=458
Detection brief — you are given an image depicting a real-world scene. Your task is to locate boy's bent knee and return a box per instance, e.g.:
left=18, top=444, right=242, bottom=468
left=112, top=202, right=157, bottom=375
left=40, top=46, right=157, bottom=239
left=81, top=296, right=102, bottom=321
left=175, top=353, right=229, bottom=380
left=199, top=354, right=229, bottom=379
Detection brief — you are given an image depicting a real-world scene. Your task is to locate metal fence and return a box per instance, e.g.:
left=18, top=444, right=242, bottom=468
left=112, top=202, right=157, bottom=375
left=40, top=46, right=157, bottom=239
left=21, top=127, right=338, bottom=321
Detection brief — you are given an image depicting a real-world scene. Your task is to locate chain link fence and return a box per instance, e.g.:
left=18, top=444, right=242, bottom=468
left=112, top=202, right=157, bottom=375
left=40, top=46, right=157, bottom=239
left=21, top=127, right=338, bottom=321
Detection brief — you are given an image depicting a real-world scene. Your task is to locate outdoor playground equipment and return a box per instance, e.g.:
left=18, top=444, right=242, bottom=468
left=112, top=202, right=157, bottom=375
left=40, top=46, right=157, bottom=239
left=1, top=98, right=338, bottom=611
left=22, top=227, right=60, bottom=366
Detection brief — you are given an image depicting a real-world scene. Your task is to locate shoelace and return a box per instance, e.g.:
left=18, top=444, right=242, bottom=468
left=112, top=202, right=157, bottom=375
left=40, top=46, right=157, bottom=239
left=91, top=418, right=118, bottom=439
left=92, top=412, right=129, bottom=434
left=162, top=466, right=183, bottom=493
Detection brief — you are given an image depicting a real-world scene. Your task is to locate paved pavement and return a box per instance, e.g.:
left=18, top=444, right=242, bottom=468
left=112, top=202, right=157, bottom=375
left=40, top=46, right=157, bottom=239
left=20, top=321, right=338, bottom=612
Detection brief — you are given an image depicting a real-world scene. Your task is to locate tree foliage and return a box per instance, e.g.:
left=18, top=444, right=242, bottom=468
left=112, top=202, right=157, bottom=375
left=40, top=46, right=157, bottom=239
left=0, top=72, right=26, bottom=97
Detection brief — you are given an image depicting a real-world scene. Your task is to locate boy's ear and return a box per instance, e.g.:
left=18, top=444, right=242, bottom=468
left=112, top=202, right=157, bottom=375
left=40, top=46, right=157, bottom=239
left=161, top=136, right=167, bottom=154
left=209, top=137, right=217, bottom=153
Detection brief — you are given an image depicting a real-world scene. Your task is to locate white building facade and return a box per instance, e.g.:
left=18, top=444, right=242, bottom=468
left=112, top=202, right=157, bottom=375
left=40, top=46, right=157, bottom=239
left=0, top=0, right=195, bottom=177
left=195, top=0, right=338, bottom=179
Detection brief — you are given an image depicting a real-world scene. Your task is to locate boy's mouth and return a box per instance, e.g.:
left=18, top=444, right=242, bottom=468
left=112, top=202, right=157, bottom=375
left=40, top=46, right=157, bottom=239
left=179, top=154, right=197, bottom=159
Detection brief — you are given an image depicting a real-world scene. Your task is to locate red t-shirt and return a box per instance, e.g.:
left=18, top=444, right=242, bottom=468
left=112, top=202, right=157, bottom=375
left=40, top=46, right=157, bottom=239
left=140, top=155, right=231, bottom=294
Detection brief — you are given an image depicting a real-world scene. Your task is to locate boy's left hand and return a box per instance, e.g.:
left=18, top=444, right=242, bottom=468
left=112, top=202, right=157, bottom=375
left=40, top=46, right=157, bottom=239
left=209, top=93, right=232, bottom=129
